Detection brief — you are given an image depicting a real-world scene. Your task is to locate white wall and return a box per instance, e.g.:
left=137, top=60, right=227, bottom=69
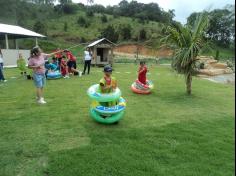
left=2, top=49, right=30, bottom=67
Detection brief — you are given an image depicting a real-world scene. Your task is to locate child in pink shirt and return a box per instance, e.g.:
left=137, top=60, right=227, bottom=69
left=28, top=47, right=62, bottom=104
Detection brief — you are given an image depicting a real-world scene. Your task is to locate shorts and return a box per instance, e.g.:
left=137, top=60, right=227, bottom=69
left=67, top=60, right=76, bottom=69
left=33, top=73, right=46, bottom=88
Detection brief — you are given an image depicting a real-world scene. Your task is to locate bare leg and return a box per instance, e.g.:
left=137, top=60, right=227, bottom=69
left=36, top=88, right=42, bottom=100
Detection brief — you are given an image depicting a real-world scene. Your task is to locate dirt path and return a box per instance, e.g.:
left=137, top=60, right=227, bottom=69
left=114, top=44, right=173, bottom=57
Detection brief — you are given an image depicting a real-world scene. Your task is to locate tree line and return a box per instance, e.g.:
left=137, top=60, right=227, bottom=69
left=187, top=5, right=235, bottom=48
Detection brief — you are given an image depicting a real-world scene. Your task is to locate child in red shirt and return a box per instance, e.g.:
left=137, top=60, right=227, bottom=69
left=138, top=61, right=147, bottom=85
left=60, top=56, right=69, bottom=78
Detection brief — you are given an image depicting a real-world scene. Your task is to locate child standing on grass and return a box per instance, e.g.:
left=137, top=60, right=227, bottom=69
left=28, top=47, right=62, bottom=104
left=138, top=61, right=148, bottom=85
left=17, top=53, right=27, bottom=76
left=99, top=65, right=117, bottom=107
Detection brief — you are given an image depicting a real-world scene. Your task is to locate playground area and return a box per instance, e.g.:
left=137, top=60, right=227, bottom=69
left=0, top=63, right=234, bottom=176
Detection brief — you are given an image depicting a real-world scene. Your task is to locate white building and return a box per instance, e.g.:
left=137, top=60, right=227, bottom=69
left=0, top=23, right=45, bottom=67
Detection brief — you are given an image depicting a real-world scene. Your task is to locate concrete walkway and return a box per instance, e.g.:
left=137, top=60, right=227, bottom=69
left=202, top=73, right=235, bottom=84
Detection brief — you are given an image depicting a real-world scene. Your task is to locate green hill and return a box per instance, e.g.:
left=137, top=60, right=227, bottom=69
left=0, top=1, right=234, bottom=60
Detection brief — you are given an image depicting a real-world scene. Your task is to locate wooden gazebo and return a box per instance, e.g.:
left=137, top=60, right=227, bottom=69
left=87, top=38, right=115, bottom=66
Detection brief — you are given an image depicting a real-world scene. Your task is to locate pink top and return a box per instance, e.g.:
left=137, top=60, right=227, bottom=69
left=28, top=53, right=49, bottom=74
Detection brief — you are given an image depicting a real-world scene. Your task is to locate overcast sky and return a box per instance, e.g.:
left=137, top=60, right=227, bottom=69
left=72, top=0, right=235, bottom=24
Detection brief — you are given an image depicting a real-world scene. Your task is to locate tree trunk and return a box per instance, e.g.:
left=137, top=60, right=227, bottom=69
left=186, top=74, right=192, bottom=95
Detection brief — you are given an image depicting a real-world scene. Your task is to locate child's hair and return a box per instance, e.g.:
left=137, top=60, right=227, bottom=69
left=30, top=47, right=41, bottom=57
left=140, top=61, right=145, bottom=65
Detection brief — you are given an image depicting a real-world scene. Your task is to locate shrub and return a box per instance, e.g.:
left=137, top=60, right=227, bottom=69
left=86, top=10, right=94, bottom=17
left=215, top=49, right=220, bottom=61
left=101, top=14, right=108, bottom=23
left=77, top=16, right=90, bottom=27
left=64, top=22, right=68, bottom=32
left=33, top=21, right=47, bottom=35
left=62, top=3, right=77, bottom=14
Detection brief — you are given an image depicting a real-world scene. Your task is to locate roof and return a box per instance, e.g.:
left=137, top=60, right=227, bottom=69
left=87, top=38, right=115, bottom=47
left=0, top=23, right=45, bottom=39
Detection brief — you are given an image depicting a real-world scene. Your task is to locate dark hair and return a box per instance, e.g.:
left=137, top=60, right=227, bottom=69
left=140, top=61, right=145, bottom=65
left=30, top=47, right=40, bottom=57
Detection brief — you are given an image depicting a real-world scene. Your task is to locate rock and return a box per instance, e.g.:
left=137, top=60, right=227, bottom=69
left=211, top=63, right=227, bottom=69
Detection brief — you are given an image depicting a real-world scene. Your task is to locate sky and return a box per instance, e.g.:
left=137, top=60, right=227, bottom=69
left=72, top=0, right=235, bottom=24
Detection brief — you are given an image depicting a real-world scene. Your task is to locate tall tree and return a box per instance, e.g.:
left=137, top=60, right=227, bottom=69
left=187, top=6, right=235, bottom=48
left=163, top=13, right=209, bottom=95
left=59, top=0, right=72, bottom=5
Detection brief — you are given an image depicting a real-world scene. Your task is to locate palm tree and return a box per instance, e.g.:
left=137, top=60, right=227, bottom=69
left=163, top=13, right=209, bottom=95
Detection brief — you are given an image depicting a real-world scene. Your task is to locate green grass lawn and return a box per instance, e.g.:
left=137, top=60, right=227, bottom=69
left=0, top=64, right=234, bottom=176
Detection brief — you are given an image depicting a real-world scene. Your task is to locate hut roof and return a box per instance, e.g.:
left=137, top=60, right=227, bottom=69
left=87, top=38, right=115, bottom=47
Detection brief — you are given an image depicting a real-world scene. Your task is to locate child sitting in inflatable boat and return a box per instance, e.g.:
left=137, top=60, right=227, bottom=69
left=138, top=61, right=148, bottom=85
left=99, top=65, right=117, bottom=107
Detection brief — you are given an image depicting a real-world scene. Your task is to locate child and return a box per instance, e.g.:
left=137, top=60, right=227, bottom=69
left=28, top=46, right=61, bottom=104
left=64, top=50, right=78, bottom=75
left=60, top=56, right=69, bottom=78
left=138, top=61, right=148, bottom=85
left=99, top=65, right=117, bottom=107
left=17, top=53, right=27, bottom=76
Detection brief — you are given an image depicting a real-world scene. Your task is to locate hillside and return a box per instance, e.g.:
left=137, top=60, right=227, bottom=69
left=0, top=1, right=234, bottom=60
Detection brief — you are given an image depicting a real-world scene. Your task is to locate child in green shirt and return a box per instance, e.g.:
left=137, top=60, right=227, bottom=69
left=99, top=65, right=117, bottom=107
left=17, top=53, right=27, bottom=76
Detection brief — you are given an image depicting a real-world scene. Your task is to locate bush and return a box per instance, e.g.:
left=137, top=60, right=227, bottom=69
left=139, top=29, right=147, bottom=41
left=33, top=21, right=47, bottom=35
left=77, top=16, right=90, bottom=28
left=86, top=10, right=94, bottom=17
left=101, top=14, right=108, bottom=23
left=64, top=22, right=68, bottom=32
left=119, top=25, right=132, bottom=40
left=100, top=25, right=119, bottom=43
left=215, top=50, right=220, bottom=61
left=62, top=3, right=77, bottom=14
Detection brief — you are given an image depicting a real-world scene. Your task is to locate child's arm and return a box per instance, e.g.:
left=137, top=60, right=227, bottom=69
left=112, top=79, right=117, bottom=89
left=139, top=67, right=145, bottom=74
left=100, top=83, right=112, bottom=93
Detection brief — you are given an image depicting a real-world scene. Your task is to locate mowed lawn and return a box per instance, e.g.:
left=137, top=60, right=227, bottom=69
left=0, top=63, right=234, bottom=176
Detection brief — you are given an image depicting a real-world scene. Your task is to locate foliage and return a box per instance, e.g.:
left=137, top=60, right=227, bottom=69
left=163, top=13, right=209, bottom=94
left=100, top=25, right=119, bottom=43
left=215, top=49, right=220, bottom=61
left=86, top=10, right=94, bottom=17
left=77, top=16, right=90, bottom=28
left=64, top=22, right=68, bottom=32
left=33, top=20, right=47, bottom=35
left=187, top=5, right=235, bottom=48
left=90, top=0, right=175, bottom=24
left=61, top=3, right=77, bottom=14
left=118, top=24, right=132, bottom=40
left=59, top=0, right=72, bottom=5
left=101, top=14, right=108, bottom=23
left=139, top=29, right=147, bottom=41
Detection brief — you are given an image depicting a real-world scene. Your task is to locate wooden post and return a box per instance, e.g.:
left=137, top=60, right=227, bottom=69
left=111, top=48, right=114, bottom=67
left=35, top=37, right=38, bottom=46
left=5, top=34, right=9, bottom=49
left=15, top=39, right=18, bottom=49
left=94, top=47, right=97, bottom=66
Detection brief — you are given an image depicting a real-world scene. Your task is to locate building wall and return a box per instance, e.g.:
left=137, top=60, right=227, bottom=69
left=2, top=49, right=30, bottom=67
